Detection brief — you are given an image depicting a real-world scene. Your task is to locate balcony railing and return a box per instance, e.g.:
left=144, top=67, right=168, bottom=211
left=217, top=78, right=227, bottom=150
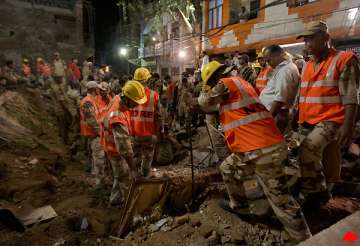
left=18, top=0, right=76, bottom=9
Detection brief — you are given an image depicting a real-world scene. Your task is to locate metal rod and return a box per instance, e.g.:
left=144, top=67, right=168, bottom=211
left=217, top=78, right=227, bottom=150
left=186, top=113, right=195, bottom=207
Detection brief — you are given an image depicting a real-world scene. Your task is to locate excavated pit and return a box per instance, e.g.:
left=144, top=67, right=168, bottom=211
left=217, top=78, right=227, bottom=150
left=1, top=85, right=360, bottom=246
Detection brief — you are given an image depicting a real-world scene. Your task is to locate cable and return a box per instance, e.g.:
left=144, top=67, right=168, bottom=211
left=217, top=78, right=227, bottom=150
left=123, top=4, right=360, bottom=48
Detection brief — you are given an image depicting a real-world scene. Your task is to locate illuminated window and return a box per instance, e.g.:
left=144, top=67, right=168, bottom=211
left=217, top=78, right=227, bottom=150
left=208, top=0, right=223, bottom=29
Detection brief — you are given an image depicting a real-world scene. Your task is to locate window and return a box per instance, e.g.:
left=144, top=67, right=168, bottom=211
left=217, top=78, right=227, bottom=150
left=208, top=0, right=223, bottom=29
left=287, top=0, right=318, bottom=7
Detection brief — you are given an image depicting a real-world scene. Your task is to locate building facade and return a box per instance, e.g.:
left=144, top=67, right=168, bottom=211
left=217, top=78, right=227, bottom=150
left=202, top=0, right=360, bottom=57
left=0, top=0, right=95, bottom=65
left=136, top=1, right=201, bottom=80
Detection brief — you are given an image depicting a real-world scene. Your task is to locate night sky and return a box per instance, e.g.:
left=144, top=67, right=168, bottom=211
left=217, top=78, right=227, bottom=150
left=90, top=0, right=119, bottom=65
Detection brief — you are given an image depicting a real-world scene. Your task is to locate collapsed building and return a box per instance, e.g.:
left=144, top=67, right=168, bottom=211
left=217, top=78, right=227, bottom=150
left=0, top=83, right=360, bottom=245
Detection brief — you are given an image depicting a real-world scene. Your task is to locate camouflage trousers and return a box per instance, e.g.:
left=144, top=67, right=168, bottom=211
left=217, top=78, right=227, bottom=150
left=133, top=139, right=155, bottom=177
left=109, top=156, right=129, bottom=205
left=220, top=142, right=311, bottom=242
left=298, top=122, right=340, bottom=198
left=206, top=114, right=230, bottom=162
left=90, top=137, right=105, bottom=186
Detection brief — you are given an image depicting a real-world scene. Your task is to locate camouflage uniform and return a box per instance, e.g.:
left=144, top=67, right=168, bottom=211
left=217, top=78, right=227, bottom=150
left=177, top=81, right=193, bottom=126
left=132, top=93, right=161, bottom=177
left=220, top=142, right=311, bottom=242
left=82, top=100, right=105, bottom=186
left=110, top=124, right=133, bottom=204
left=50, top=81, right=71, bottom=144
left=133, top=138, right=156, bottom=177
left=65, top=87, right=81, bottom=149
left=199, top=81, right=311, bottom=242
left=198, top=84, right=230, bottom=162
left=297, top=56, right=360, bottom=198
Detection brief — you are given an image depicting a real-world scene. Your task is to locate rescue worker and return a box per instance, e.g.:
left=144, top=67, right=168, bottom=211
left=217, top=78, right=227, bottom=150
left=52, top=52, right=67, bottom=84
left=96, top=81, right=113, bottom=120
left=22, top=59, right=32, bottom=78
left=252, top=62, right=262, bottom=77
left=164, top=75, right=177, bottom=128
left=132, top=67, right=160, bottom=177
left=194, top=61, right=311, bottom=242
left=101, top=80, right=147, bottom=205
left=50, top=74, right=71, bottom=145
left=295, top=21, right=360, bottom=207
left=177, top=77, right=193, bottom=127
left=80, top=81, right=105, bottom=187
left=36, top=57, right=52, bottom=88
left=260, top=45, right=299, bottom=133
left=66, top=81, right=81, bottom=155
left=255, top=52, right=272, bottom=94
left=1, top=60, right=20, bottom=84
left=238, top=54, right=256, bottom=87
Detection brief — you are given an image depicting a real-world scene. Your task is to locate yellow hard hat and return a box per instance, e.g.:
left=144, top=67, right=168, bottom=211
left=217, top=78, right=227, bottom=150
left=36, top=57, right=44, bottom=63
left=122, top=80, right=147, bottom=104
left=134, top=67, right=152, bottom=81
left=257, top=52, right=263, bottom=59
left=252, top=62, right=262, bottom=69
left=201, top=61, right=224, bottom=84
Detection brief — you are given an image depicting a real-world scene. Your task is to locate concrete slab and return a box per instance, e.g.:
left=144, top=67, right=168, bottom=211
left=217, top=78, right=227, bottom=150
left=298, top=212, right=360, bottom=246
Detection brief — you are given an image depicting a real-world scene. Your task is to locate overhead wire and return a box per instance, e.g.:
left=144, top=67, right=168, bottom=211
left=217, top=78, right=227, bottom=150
left=118, top=3, right=360, bottom=52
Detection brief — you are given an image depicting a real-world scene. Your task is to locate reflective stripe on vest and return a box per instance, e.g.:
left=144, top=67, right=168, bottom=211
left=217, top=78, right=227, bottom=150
left=222, top=111, right=272, bottom=131
left=137, top=90, right=155, bottom=112
left=299, top=96, right=341, bottom=104
left=300, top=51, right=343, bottom=104
left=298, top=49, right=354, bottom=125
left=80, top=95, right=99, bottom=137
left=219, top=77, right=283, bottom=152
left=221, top=79, right=261, bottom=113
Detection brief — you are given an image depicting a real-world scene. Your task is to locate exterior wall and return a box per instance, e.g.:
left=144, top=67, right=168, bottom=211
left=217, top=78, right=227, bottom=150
left=203, top=0, right=360, bottom=54
left=0, top=0, right=94, bottom=65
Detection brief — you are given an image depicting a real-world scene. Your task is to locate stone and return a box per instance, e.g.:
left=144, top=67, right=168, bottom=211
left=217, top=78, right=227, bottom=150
left=175, top=214, right=189, bottom=225
left=190, top=217, right=202, bottom=227
left=28, top=158, right=39, bottom=165
left=207, top=231, right=220, bottom=246
left=221, top=235, right=232, bottom=244
left=200, top=224, right=218, bottom=238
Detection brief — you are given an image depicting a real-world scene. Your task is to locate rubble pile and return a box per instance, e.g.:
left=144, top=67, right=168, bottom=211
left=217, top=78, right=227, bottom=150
left=1, top=85, right=360, bottom=245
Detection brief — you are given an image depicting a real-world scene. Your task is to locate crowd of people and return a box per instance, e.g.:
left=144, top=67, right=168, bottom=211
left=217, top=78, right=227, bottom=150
left=1, top=20, right=359, bottom=244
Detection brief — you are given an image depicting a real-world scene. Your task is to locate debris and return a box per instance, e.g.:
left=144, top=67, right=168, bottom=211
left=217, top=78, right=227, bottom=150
left=117, top=177, right=169, bottom=237
left=206, top=231, right=220, bottom=246
left=190, top=217, right=201, bottom=227
left=19, top=205, right=57, bottom=227
left=28, top=158, right=39, bottom=165
left=52, top=238, right=66, bottom=246
left=0, top=208, right=26, bottom=232
left=174, top=214, right=190, bottom=225
left=80, top=217, right=89, bottom=231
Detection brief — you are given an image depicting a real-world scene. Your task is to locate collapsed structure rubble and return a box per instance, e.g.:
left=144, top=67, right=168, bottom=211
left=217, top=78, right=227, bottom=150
left=0, top=85, right=360, bottom=245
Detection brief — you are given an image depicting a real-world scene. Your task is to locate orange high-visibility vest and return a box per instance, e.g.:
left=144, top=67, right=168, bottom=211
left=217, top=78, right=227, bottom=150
left=95, top=94, right=112, bottom=121
left=255, top=66, right=272, bottom=94
left=299, top=49, right=355, bottom=125
left=80, top=95, right=100, bottom=137
left=22, top=64, right=31, bottom=77
left=128, top=87, right=159, bottom=138
left=220, top=77, right=284, bottom=152
left=37, top=63, right=52, bottom=77
left=100, top=96, right=131, bottom=157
